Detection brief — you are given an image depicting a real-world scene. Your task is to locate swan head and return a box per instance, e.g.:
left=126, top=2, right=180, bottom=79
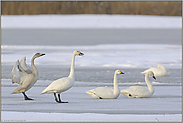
left=34, top=53, right=46, bottom=58
left=74, top=50, right=84, bottom=56
left=147, top=71, right=156, bottom=80
left=115, top=70, right=124, bottom=75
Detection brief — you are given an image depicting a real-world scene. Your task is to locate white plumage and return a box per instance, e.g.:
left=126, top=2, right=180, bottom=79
left=41, top=50, right=84, bottom=103
left=141, top=64, right=170, bottom=77
left=86, top=70, right=124, bottom=99
left=121, top=71, right=156, bottom=98
left=11, top=53, right=45, bottom=100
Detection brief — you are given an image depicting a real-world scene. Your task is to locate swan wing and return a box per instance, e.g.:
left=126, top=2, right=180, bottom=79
left=41, top=77, right=74, bottom=94
left=121, top=86, right=150, bottom=98
left=11, top=73, right=36, bottom=94
left=11, top=60, right=21, bottom=84
left=17, top=61, right=34, bottom=86
left=11, top=60, right=36, bottom=93
left=20, top=57, right=32, bottom=74
left=86, top=87, right=114, bottom=99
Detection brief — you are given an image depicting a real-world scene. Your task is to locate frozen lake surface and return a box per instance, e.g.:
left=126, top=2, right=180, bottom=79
left=1, top=15, right=182, bottom=122
left=1, top=66, right=182, bottom=122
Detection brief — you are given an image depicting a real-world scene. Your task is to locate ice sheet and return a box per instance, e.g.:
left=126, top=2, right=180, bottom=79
left=1, top=44, right=182, bottom=69
left=1, top=15, right=182, bottom=29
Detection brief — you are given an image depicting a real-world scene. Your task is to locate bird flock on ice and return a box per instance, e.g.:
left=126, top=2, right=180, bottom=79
left=11, top=51, right=170, bottom=103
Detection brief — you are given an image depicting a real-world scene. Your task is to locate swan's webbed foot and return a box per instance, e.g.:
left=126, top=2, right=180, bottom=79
left=58, top=94, right=68, bottom=103
left=58, top=101, right=68, bottom=103
left=22, top=92, right=34, bottom=100
left=25, top=97, right=34, bottom=100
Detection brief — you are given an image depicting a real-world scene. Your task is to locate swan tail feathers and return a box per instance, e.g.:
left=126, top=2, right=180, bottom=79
left=41, top=90, right=56, bottom=95
left=11, top=88, right=25, bottom=94
left=86, top=90, right=91, bottom=95
left=141, top=70, right=148, bottom=75
left=40, top=90, right=47, bottom=95
left=86, top=90, right=100, bottom=99
left=141, top=72, right=145, bottom=75
left=120, top=90, right=133, bottom=98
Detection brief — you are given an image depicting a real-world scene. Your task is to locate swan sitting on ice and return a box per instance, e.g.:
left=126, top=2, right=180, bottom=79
left=120, top=71, right=156, bottom=98
left=11, top=53, right=45, bottom=100
left=86, top=70, right=124, bottom=99
left=41, top=50, right=84, bottom=103
left=141, top=64, right=170, bottom=77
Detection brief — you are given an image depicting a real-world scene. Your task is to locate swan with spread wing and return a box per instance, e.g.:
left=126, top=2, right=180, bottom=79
left=11, top=53, right=45, bottom=100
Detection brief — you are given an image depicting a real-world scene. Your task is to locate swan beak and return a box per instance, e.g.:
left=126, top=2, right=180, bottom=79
left=153, top=75, right=156, bottom=80
left=120, top=71, right=124, bottom=74
left=41, top=54, right=46, bottom=56
left=79, top=52, right=84, bottom=56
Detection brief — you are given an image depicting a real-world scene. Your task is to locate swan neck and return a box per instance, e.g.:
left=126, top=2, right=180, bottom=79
left=69, top=53, right=75, bottom=78
left=113, top=73, right=119, bottom=94
left=31, top=56, right=38, bottom=75
left=145, top=75, right=154, bottom=94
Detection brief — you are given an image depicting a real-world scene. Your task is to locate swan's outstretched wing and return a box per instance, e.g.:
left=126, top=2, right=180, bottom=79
left=11, top=60, right=21, bottom=84
left=11, top=59, right=31, bottom=84
left=20, top=57, right=32, bottom=74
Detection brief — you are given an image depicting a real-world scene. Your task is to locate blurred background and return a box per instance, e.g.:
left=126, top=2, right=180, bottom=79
left=1, top=1, right=182, bottom=16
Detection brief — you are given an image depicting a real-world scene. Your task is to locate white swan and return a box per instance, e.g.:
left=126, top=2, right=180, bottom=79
left=120, top=71, right=156, bottom=98
left=141, top=64, right=170, bottom=77
left=86, top=70, right=124, bottom=99
left=41, top=50, right=84, bottom=103
left=11, top=53, right=45, bottom=100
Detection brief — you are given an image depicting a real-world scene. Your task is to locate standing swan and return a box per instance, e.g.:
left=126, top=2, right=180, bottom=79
left=86, top=70, right=124, bottom=99
left=141, top=64, right=170, bottom=77
left=120, top=71, right=156, bottom=98
left=41, top=50, right=84, bottom=103
left=11, top=53, right=45, bottom=100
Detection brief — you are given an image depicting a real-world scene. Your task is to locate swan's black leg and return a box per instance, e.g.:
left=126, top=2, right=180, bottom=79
left=54, top=93, right=59, bottom=103
left=22, top=92, right=34, bottom=100
left=58, top=94, right=68, bottom=103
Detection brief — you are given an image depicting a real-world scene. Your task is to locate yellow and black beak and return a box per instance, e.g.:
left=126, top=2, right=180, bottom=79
left=78, top=51, right=84, bottom=56
left=153, top=75, right=156, bottom=80
left=120, top=71, right=124, bottom=74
